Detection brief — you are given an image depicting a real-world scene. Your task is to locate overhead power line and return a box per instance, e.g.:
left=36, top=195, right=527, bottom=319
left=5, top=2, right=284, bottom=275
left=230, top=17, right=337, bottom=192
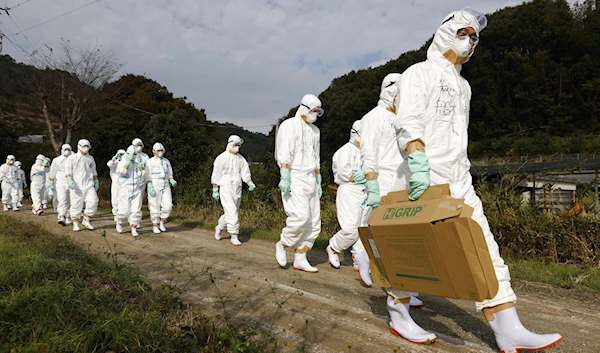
left=6, top=0, right=34, bottom=10
left=13, top=0, right=99, bottom=35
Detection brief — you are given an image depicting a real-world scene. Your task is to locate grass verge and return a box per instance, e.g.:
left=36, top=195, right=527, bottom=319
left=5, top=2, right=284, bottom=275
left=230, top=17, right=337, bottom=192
left=0, top=215, right=278, bottom=352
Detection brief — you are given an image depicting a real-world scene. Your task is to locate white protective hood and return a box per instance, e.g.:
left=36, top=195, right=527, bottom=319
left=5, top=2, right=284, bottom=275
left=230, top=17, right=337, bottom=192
left=378, top=73, right=401, bottom=110
left=427, top=7, right=487, bottom=71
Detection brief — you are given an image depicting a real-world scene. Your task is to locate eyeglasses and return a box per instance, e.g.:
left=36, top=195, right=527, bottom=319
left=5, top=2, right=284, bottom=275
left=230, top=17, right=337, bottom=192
left=301, top=104, right=324, bottom=117
left=457, top=28, right=479, bottom=43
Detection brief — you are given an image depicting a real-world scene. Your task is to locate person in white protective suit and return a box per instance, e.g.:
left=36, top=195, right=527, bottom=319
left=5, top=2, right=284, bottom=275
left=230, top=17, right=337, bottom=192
left=211, top=135, right=255, bottom=245
left=43, top=157, right=55, bottom=211
left=147, top=142, right=178, bottom=234
left=107, top=149, right=126, bottom=222
left=30, top=154, right=49, bottom=215
left=14, top=161, right=26, bottom=207
left=390, top=8, right=563, bottom=350
left=358, top=73, right=424, bottom=308
left=116, top=145, right=150, bottom=237
left=327, top=120, right=369, bottom=269
left=65, top=139, right=99, bottom=232
left=49, top=144, right=73, bottom=225
left=275, top=94, right=323, bottom=273
left=0, top=155, right=19, bottom=211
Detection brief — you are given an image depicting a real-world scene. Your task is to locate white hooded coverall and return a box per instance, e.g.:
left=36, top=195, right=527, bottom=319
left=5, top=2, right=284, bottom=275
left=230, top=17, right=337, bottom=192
left=211, top=140, right=251, bottom=235
left=0, top=162, right=18, bottom=206
left=275, top=95, right=322, bottom=250
left=117, top=147, right=147, bottom=227
left=30, top=155, right=47, bottom=212
left=147, top=156, right=174, bottom=225
left=392, top=11, right=516, bottom=311
left=16, top=167, right=25, bottom=201
left=66, top=151, right=99, bottom=221
left=330, top=122, right=369, bottom=254
left=107, top=152, right=125, bottom=218
left=49, top=153, right=71, bottom=219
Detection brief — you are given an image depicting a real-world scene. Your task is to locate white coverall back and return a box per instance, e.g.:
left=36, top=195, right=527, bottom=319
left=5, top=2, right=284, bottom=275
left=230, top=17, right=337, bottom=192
left=66, top=152, right=99, bottom=221
left=116, top=154, right=147, bottom=226
left=211, top=150, right=251, bottom=235
left=276, top=114, right=321, bottom=250
left=0, top=163, right=19, bottom=206
left=107, top=159, right=120, bottom=217
left=16, top=168, right=25, bottom=201
left=330, top=142, right=368, bottom=254
left=147, top=156, right=175, bottom=225
left=30, top=161, right=47, bottom=211
left=49, top=155, right=71, bottom=219
left=392, top=16, right=516, bottom=311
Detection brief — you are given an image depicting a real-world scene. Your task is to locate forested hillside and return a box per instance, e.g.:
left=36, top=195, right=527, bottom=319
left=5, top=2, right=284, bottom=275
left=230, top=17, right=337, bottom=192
left=2, top=0, right=600, bottom=198
left=272, top=0, right=600, bottom=181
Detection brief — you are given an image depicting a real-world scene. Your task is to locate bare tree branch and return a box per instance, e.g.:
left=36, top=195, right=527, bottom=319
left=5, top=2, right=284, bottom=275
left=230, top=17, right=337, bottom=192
left=30, top=39, right=122, bottom=154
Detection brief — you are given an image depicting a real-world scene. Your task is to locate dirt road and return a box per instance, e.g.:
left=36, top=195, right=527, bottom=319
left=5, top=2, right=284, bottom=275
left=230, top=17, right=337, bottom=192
left=7, top=207, right=600, bottom=353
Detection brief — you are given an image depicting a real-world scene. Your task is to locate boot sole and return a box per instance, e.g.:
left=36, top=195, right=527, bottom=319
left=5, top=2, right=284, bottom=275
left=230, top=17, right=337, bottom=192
left=230, top=242, right=242, bottom=246
left=389, top=328, right=436, bottom=345
left=502, top=337, right=563, bottom=353
left=293, top=267, right=318, bottom=273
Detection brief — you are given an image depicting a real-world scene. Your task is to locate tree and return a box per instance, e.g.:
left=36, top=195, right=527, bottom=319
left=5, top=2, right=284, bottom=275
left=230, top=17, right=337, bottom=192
left=32, top=40, right=121, bottom=154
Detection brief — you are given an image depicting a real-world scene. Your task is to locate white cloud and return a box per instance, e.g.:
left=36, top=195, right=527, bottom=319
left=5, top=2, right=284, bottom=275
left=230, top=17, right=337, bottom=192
left=0, top=0, right=580, bottom=134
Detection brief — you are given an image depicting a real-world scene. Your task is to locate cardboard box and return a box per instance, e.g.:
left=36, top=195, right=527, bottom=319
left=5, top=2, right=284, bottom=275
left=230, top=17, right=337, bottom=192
left=358, top=184, right=498, bottom=301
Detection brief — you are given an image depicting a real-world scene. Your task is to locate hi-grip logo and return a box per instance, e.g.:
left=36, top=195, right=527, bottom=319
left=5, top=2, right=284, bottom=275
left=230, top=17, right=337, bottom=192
left=382, top=206, right=424, bottom=220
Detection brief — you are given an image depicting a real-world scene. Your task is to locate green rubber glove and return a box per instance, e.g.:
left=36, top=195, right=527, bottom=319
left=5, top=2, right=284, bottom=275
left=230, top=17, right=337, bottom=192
left=278, top=168, right=291, bottom=195
left=67, top=176, right=75, bottom=190
left=315, top=173, right=322, bottom=199
left=23, top=180, right=28, bottom=189
left=352, top=169, right=367, bottom=184
left=212, top=187, right=220, bottom=201
left=247, top=181, right=256, bottom=191
left=147, top=183, right=157, bottom=197
left=43, top=158, right=51, bottom=167
left=2, top=177, right=8, bottom=183
left=49, top=180, right=55, bottom=193
left=169, top=178, right=177, bottom=187
left=124, top=152, right=134, bottom=167
left=407, top=151, right=431, bottom=201
left=365, top=179, right=380, bottom=207
left=94, top=179, right=99, bottom=191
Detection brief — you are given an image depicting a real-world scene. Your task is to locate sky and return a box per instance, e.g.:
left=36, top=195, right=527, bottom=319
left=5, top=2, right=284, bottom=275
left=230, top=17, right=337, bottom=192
left=0, top=0, right=579, bottom=134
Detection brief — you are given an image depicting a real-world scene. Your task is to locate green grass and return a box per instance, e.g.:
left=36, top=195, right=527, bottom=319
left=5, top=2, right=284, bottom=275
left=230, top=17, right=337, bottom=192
left=506, top=258, right=600, bottom=293
left=0, top=215, right=279, bottom=352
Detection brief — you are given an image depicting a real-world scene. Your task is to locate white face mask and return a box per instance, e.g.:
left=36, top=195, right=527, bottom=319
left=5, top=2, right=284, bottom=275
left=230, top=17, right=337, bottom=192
left=155, top=151, right=164, bottom=158
left=62, top=150, right=71, bottom=157
left=80, top=146, right=90, bottom=154
left=135, top=145, right=143, bottom=153
left=230, top=146, right=240, bottom=154
left=451, top=35, right=474, bottom=58
left=305, top=112, right=318, bottom=124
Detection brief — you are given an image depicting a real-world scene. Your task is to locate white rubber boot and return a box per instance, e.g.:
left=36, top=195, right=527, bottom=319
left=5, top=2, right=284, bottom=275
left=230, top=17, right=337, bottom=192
left=230, top=234, right=242, bottom=246
left=82, top=218, right=94, bottom=230
left=152, top=224, right=161, bottom=234
left=115, top=221, right=123, bottom=234
left=410, top=296, right=424, bottom=308
left=326, top=245, right=341, bottom=269
left=131, top=226, right=139, bottom=237
left=32, top=209, right=37, bottom=215
left=37, top=209, right=43, bottom=216
left=275, top=241, right=287, bottom=267
left=113, top=215, right=118, bottom=222
left=12, top=203, right=19, bottom=211
left=65, top=217, right=72, bottom=225
left=354, top=250, right=373, bottom=287
left=214, top=226, right=222, bottom=241
left=159, top=219, right=167, bottom=232
left=485, top=305, right=562, bottom=353
left=42, top=203, right=48, bottom=209
left=293, top=251, right=318, bottom=273
left=387, top=296, right=437, bottom=344
left=3, top=204, right=9, bottom=212
left=58, top=216, right=66, bottom=226
left=72, top=221, right=81, bottom=232
left=17, top=201, right=22, bottom=208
